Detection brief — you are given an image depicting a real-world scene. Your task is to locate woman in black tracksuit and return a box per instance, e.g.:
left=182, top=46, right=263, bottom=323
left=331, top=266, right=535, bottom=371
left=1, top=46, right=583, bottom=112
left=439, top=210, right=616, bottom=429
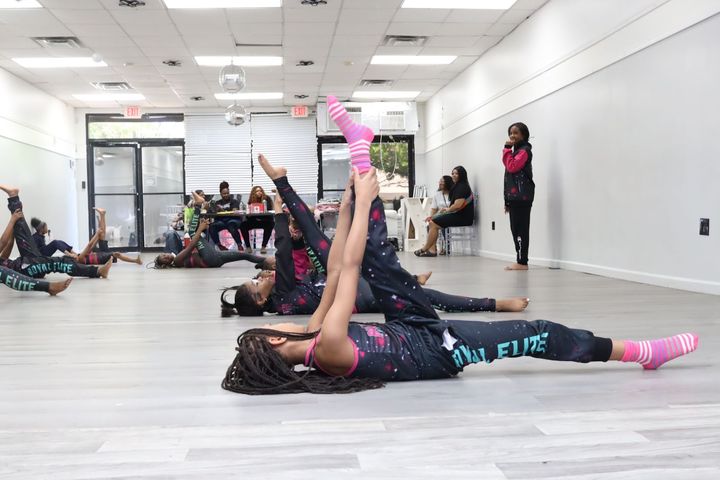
left=502, top=122, right=535, bottom=271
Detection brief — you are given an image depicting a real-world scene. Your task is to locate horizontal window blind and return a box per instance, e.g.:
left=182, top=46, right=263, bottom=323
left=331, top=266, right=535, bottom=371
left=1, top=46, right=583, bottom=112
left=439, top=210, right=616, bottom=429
left=184, top=114, right=252, bottom=196
left=251, top=115, right=318, bottom=199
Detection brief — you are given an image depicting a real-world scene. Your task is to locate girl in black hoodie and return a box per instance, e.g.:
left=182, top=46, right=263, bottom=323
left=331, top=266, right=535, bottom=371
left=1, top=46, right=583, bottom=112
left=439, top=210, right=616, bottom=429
left=502, top=122, right=534, bottom=270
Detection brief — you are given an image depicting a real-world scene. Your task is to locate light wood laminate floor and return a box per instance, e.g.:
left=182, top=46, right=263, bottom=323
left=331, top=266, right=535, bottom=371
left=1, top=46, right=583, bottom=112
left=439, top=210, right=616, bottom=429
left=1, top=253, right=718, bottom=479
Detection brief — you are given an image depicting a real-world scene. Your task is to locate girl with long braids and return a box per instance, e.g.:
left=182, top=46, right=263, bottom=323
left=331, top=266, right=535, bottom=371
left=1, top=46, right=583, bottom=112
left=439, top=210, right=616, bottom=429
left=222, top=108, right=698, bottom=396
left=220, top=154, right=529, bottom=317
left=0, top=185, right=112, bottom=280
left=0, top=209, right=72, bottom=295
left=152, top=193, right=266, bottom=269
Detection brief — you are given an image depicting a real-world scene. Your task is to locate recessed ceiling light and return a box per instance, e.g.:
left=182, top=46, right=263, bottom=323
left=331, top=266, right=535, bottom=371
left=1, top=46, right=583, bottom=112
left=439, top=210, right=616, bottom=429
left=371, top=55, right=456, bottom=65
left=163, top=0, right=281, bottom=8
left=0, top=0, right=42, bottom=8
left=195, top=56, right=283, bottom=67
left=352, top=91, right=420, bottom=99
left=13, top=57, right=108, bottom=68
left=73, top=93, right=145, bottom=102
left=215, top=92, right=283, bottom=100
left=401, top=0, right=516, bottom=9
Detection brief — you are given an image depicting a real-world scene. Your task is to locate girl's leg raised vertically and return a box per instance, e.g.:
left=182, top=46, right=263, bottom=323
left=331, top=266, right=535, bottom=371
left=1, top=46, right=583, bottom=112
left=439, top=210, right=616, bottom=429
left=258, top=154, right=332, bottom=270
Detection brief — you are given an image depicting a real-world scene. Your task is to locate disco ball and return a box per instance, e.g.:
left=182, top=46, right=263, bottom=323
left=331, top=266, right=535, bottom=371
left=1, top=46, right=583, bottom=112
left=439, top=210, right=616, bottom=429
left=225, top=103, right=247, bottom=126
left=219, top=63, right=246, bottom=93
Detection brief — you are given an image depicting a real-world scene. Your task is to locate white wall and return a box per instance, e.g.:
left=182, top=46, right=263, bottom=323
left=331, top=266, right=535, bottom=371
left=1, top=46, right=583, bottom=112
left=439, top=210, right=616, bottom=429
left=420, top=0, right=720, bottom=294
left=0, top=68, right=78, bottom=252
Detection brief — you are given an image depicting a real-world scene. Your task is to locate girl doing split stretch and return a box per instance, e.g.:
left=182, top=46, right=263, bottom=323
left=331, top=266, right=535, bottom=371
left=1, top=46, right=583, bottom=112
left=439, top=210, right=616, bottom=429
left=221, top=108, right=698, bottom=395
left=221, top=155, right=528, bottom=317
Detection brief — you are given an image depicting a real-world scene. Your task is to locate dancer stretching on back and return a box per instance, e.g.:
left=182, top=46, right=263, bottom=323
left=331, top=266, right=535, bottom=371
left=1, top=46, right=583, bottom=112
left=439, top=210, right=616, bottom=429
left=221, top=99, right=698, bottom=395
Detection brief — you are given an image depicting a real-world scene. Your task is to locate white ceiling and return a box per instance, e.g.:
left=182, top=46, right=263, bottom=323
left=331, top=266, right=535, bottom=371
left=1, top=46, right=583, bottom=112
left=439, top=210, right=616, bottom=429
left=0, top=0, right=547, bottom=109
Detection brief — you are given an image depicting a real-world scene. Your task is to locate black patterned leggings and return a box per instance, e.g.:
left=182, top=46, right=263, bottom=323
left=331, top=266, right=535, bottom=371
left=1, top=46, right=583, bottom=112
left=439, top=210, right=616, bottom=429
left=0, top=265, right=51, bottom=293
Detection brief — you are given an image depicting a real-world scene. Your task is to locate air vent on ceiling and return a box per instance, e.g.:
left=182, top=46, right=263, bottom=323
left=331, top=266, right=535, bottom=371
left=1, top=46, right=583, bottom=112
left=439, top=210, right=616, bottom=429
left=91, top=82, right=132, bottom=91
left=32, top=37, right=84, bottom=49
left=360, top=79, right=394, bottom=87
left=383, top=35, right=428, bottom=47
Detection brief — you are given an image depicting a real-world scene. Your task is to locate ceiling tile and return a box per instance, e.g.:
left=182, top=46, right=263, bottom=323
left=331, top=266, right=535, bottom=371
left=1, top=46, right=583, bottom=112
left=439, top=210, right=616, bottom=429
left=499, top=9, right=536, bottom=23
left=386, top=22, right=441, bottom=37
left=392, top=9, right=451, bottom=23
left=435, top=22, right=493, bottom=36
left=512, top=0, right=549, bottom=9
left=337, top=8, right=396, bottom=24
left=283, top=6, right=340, bottom=23
left=168, top=10, right=230, bottom=32
left=41, top=0, right=105, bottom=8
left=52, top=9, right=116, bottom=24
left=344, top=0, right=403, bottom=8
left=374, top=46, right=423, bottom=56
left=335, top=22, right=389, bottom=36
left=226, top=9, right=282, bottom=24
left=426, top=36, right=480, bottom=48
left=444, top=10, right=504, bottom=23
left=285, top=22, right=336, bottom=36
left=486, top=23, right=518, bottom=36
left=67, top=23, right=128, bottom=37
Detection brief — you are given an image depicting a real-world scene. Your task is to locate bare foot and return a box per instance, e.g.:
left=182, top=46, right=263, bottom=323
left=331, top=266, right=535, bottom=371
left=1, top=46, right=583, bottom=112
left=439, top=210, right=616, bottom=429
left=416, top=271, right=433, bottom=285
left=48, top=278, right=73, bottom=296
left=133, top=255, right=142, bottom=265
left=0, top=184, right=19, bottom=197
left=505, top=263, right=529, bottom=271
left=98, top=258, right=113, bottom=278
left=257, top=154, right=287, bottom=180
left=93, top=207, right=106, bottom=215
left=496, top=297, right=530, bottom=312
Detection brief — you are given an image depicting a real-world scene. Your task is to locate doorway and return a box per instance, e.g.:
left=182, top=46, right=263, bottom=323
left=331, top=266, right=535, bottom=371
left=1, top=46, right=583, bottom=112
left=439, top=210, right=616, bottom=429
left=87, top=141, right=185, bottom=251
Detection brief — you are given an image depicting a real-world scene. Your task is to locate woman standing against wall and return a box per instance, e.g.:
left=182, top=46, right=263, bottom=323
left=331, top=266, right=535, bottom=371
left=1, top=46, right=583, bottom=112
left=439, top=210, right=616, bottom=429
left=503, top=122, right=534, bottom=271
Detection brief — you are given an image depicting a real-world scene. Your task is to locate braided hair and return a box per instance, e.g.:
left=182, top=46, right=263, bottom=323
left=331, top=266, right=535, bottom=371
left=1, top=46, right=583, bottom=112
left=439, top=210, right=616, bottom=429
left=221, top=327, right=385, bottom=395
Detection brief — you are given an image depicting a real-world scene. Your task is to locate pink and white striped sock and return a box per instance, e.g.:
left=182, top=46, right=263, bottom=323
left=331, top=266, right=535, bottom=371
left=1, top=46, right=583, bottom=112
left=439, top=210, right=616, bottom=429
left=327, top=95, right=374, bottom=173
left=621, top=333, right=698, bottom=370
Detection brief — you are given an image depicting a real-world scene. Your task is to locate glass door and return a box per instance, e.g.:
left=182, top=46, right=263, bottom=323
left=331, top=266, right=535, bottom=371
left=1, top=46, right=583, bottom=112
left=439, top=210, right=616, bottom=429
left=140, top=145, right=185, bottom=249
left=88, top=142, right=185, bottom=251
left=89, top=145, right=140, bottom=249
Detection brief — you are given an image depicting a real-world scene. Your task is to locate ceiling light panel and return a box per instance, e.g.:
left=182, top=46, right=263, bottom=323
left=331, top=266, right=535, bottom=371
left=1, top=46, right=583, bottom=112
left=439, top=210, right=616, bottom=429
left=163, top=0, right=281, bottom=8
left=13, top=57, right=108, bottom=68
left=352, top=91, right=420, bottom=99
left=401, top=0, right=516, bottom=8
left=195, top=56, right=283, bottom=66
left=0, top=0, right=41, bottom=8
left=215, top=92, right=283, bottom=100
left=371, top=55, right=456, bottom=65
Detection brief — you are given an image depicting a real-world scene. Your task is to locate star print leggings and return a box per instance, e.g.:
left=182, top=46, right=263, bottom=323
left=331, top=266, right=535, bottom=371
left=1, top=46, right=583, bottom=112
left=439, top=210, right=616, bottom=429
left=358, top=196, right=614, bottom=369
left=0, top=265, right=52, bottom=293
left=272, top=176, right=498, bottom=312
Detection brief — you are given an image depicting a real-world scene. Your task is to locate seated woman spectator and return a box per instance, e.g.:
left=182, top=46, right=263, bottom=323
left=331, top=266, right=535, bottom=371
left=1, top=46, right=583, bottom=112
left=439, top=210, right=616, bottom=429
left=240, top=185, right=274, bottom=254
left=30, top=217, right=77, bottom=258
left=426, top=175, right=453, bottom=255
left=208, top=181, right=244, bottom=251
left=415, top=166, right=474, bottom=257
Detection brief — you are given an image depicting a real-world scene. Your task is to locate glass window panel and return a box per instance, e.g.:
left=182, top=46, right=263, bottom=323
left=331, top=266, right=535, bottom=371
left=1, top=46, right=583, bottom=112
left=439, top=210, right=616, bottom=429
left=93, top=146, right=136, bottom=194
left=142, top=194, right=185, bottom=248
left=141, top=146, right=184, bottom=193
left=92, top=195, right=138, bottom=249
left=88, top=121, right=184, bottom=139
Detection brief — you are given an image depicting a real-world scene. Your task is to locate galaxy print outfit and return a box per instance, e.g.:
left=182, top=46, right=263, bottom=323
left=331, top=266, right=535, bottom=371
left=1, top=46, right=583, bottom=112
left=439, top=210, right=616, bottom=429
left=304, top=196, right=613, bottom=382
left=269, top=176, right=498, bottom=315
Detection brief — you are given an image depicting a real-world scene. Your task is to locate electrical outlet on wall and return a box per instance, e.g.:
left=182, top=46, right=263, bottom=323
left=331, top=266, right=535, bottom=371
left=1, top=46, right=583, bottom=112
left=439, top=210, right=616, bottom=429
left=492, top=221, right=495, bottom=231
left=700, top=218, right=710, bottom=236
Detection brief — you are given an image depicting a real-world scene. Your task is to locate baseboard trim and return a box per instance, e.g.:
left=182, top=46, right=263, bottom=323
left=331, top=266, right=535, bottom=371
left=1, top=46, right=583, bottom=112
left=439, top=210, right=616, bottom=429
left=477, top=250, right=720, bottom=295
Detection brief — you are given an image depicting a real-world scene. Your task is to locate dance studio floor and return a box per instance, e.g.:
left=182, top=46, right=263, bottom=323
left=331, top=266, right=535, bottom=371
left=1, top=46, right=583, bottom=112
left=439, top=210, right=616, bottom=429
left=1, top=253, right=718, bottom=479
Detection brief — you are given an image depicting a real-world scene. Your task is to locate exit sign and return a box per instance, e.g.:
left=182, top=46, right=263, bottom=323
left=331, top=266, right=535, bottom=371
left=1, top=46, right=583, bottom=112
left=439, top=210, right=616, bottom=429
left=291, top=105, right=308, bottom=118
left=124, top=105, right=142, bottom=119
